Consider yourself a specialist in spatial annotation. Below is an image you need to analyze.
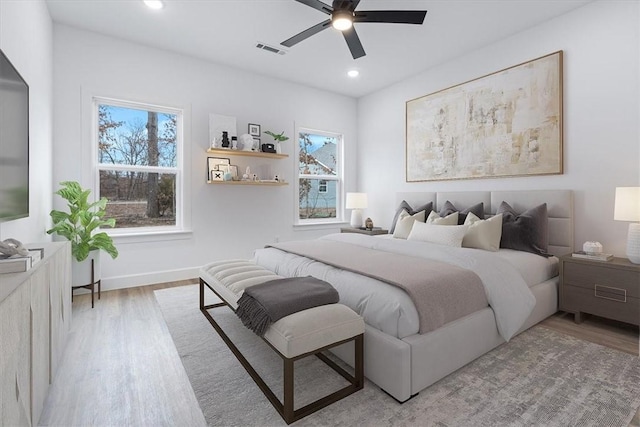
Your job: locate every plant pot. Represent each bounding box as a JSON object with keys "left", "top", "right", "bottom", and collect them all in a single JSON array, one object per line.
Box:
[
  {"left": 72, "top": 250, "right": 101, "bottom": 287},
  {"left": 276, "top": 141, "right": 282, "bottom": 154}
]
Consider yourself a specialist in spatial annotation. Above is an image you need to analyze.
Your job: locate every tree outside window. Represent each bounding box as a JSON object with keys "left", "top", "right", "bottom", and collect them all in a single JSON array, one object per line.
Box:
[{"left": 96, "top": 100, "right": 182, "bottom": 230}]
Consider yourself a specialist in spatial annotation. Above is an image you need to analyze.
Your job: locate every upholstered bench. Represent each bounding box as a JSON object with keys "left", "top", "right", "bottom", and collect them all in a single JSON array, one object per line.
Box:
[{"left": 199, "top": 260, "right": 364, "bottom": 424}]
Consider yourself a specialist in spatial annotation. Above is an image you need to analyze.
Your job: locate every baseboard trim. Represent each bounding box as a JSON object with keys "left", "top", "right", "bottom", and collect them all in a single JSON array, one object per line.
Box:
[{"left": 100, "top": 267, "right": 200, "bottom": 291}]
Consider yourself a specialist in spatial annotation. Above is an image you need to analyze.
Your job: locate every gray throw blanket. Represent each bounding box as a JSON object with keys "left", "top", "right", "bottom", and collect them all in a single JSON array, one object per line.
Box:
[{"left": 235, "top": 276, "right": 339, "bottom": 336}]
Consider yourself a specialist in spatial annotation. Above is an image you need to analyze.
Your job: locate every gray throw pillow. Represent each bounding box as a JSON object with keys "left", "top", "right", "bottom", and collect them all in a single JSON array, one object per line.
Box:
[
  {"left": 390, "top": 201, "right": 433, "bottom": 234},
  {"left": 497, "top": 202, "right": 550, "bottom": 257},
  {"left": 440, "top": 201, "right": 484, "bottom": 225}
]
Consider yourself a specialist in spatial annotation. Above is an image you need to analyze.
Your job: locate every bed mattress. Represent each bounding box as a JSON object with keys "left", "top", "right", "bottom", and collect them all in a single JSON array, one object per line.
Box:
[{"left": 253, "top": 233, "right": 557, "bottom": 340}]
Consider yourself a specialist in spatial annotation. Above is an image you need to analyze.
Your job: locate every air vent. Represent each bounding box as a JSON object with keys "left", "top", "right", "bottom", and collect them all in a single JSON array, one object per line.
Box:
[{"left": 256, "top": 42, "right": 287, "bottom": 55}]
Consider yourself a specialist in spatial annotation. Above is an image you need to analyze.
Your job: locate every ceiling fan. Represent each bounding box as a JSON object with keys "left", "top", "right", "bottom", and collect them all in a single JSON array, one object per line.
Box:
[{"left": 281, "top": 0, "right": 427, "bottom": 59}]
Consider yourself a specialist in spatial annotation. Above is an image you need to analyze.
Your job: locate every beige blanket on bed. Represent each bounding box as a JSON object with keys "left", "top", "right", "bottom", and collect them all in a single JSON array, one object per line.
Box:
[{"left": 267, "top": 240, "right": 488, "bottom": 334}]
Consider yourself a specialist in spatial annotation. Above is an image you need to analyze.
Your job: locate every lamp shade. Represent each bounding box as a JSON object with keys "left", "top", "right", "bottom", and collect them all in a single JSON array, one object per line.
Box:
[
  {"left": 614, "top": 187, "right": 640, "bottom": 222},
  {"left": 345, "top": 193, "right": 368, "bottom": 210}
]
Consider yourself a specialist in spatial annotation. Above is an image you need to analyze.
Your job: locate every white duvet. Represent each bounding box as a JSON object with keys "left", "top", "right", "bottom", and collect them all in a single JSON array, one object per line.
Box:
[{"left": 253, "top": 233, "right": 540, "bottom": 341}]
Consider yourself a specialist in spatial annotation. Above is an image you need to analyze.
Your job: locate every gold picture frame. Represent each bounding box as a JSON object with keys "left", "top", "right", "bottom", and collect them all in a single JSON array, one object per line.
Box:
[{"left": 406, "top": 51, "right": 563, "bottom": 182}]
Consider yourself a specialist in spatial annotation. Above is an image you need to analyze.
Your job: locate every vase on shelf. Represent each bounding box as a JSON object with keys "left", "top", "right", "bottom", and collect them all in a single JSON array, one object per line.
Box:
[{"left": 276, "top": 141, "right": 282, "bottom": 154}]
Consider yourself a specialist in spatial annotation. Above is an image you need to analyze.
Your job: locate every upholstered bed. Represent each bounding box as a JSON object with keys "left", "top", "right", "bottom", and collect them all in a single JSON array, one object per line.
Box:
[{"left": 253, "top": 190, "right": 573, "bottom": 402}]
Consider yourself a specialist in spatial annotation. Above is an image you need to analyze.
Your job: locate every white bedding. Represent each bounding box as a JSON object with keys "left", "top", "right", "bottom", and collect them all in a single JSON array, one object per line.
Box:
[{"left": 254, "top": 233, "right": 541, "bottom": 341}]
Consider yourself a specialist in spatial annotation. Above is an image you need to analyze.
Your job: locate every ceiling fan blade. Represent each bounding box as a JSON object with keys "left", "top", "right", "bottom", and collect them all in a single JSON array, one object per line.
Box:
[
  {"left": 342, "top": 27, "right": 366, "bottom": 59},
  {"left": 354, "top": 10, "right": 427, "bottom": 24},
  {"left": 295, "top": 0, "right": 333, "bottom": 15},
  {"left": 281, "top": 19, "right": 332, "bottom": 47}
]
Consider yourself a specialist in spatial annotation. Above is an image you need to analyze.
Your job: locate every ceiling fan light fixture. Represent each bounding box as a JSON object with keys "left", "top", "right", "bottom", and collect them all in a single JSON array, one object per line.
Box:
[
  {"left": 332, "top": 11, "right": 353, "bottom": 31},
  {"left": 143, "top": 0, "right": 164, "bottom": 10}
]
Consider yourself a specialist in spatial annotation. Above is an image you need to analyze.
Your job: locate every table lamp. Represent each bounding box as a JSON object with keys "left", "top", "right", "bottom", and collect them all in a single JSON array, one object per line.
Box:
[
  {"left": 614, "top": 187, "right": 640, "bottom": 264},
  {"left": 346, "top": 192, "right": 368, "bottom": 228}
]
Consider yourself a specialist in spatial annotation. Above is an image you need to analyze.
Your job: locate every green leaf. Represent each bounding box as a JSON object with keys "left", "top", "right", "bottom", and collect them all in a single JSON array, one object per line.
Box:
[{"left": 49, "top": 181, "right": 118, "bottom": 262}]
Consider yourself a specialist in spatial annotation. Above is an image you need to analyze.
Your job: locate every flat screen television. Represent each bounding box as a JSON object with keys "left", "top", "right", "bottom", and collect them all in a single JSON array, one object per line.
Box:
[{"left": 0, "top": 49, "right": 29, "bottom": 222}]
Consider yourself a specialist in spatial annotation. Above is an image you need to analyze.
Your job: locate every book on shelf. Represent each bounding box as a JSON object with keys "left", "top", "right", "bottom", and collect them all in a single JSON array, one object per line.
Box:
[
  {"left": 0, "top": 249, "right": 43, "bottom": 274},
  {"left": 571, "top": 251, "right": 613, "bottom": 262}
]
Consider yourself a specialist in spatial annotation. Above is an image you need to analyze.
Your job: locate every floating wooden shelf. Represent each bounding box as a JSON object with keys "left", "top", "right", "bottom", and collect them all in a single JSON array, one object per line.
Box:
[
  {"left": 206, "top": 148, "right": 288, "bottom": 159},
  {"left": 206, "top": 180, "right": 288, "bottom": 186}
]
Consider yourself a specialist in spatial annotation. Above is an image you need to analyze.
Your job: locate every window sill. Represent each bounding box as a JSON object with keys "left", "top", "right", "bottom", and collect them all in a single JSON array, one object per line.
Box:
[
  {"left": 293, "top": 221, "right": 349, "bottom": 231},
  {"left": 109, "top": 229, "right": 193, "bottom": 245}
]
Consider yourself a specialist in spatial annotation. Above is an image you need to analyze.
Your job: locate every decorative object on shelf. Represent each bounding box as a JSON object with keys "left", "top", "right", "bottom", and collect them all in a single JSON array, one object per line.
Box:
[
  {"left": 242, "top": 166, "right": 251, "bottom": 181},
  {"left": 261, "top": 143, "right": 276, "bottom": 153},
  {"left": 364, "top": 217, "right": 373, "bottom": 230},
  {"left": 0, "top": 238, "right": 29, "bottom": 257},
  {"left": 614, "top": 187, "right": 640, "bottom": 264},
  {"left": 207, "top": 157, "right": 230, "bottom": 181},
  {"left": 253, "top": 137, "right": 261, "bottom": 151},
  {"left": 346, "top": 192, "right": 368, "bottom": 228},
  {"left": 264, "top": 130, "right": 289, "bottom": 154},
  {"left": 210, "top": 137, "right": 218, "bottom": 149},
  {"left": 210, "top": 113, "right": 237, "bottom": 150},
  {"left": 239, "top": 134, "right": 254, "bottom": 151},
  {"left": 221, "top": 131, "right": 230, "bottom": 148},
  {"left": 218, "top": 164, "right": 238, "bottom": 181},
  {"left": 406, "top": 51, "right": 563, "bottom": 182},
  {"left": 582, "top": 241, "right": 603, "bottom": 255},
  {"left": 248, "top": 123, "right": 261, "bottom": 137},
  {"left": 231, "top": 136, "right": 238, "bottom": 150},
  {"left": 47, "top": 181, "right": 118, "bottom": 301}
]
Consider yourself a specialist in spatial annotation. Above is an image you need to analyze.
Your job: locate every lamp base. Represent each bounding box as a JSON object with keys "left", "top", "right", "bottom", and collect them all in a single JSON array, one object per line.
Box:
[
  {"left": 350, "top": 209, "right": 363, "bottom": 228},
  {"left": 627, "top": 223, "right": 640, "bottom": 264}
]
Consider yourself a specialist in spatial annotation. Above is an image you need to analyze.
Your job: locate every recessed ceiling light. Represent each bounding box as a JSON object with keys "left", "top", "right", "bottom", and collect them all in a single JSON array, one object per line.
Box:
[
  {"left": 347, "top": 70, "right": 359, "bottom": 78},
  {"left": 143, "top": 0, "right": 164, "bottom": 10}
]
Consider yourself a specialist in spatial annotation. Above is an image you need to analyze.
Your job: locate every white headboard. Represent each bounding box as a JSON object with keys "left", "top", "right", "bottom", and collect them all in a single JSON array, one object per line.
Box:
[{"left": 396, "top": 190, "right": 574, "bottom": 256}]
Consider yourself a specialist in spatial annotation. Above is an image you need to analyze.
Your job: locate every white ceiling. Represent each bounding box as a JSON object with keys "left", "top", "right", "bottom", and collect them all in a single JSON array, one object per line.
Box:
[{"left": 45, "top": 0, "right": 592, "bottom": 98}]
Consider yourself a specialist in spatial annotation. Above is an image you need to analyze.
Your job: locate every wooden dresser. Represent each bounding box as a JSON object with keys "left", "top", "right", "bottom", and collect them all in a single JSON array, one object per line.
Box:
[
  {"left": 559, "top": 254, "right": 640, "bottom": 326},
  {"left": 0, "top": 242, "right": 72, "bottom": 426}
]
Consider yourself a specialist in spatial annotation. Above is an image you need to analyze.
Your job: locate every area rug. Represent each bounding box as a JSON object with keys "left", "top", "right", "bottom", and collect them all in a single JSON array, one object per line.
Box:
[{"left": 154, "top": 285, "right": 640, "bottom": 427}]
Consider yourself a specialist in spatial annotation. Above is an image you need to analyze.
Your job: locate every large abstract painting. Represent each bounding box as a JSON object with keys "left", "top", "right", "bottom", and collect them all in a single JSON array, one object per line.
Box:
[{"left": 406, "top": 51, "right": 563, "bottom": 182}]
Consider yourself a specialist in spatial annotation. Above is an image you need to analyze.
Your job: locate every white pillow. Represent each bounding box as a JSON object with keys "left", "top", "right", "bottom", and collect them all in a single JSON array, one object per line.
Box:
[
  {"left": 407, "top": 221, "right": 468, "bottom": 247},
  {"left": 393, "top": 209, "right": 426, "bottom": 239},
  {"left": 463, "top": 212, "right": 503, "bottom": 252},
  {"left": 426, "top": 210, "right": 459, "bottom": 225}
]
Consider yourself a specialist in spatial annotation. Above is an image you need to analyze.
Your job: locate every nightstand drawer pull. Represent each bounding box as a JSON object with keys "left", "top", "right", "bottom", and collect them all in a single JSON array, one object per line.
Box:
[{"left": 594, "top": 284, "right": 626, "bottom": 302}]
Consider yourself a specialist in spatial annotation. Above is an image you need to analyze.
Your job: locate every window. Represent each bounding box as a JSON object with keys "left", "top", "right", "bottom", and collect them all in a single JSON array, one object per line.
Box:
[
  {"left": 296, "top": 128, "right": 343, "bottom": 224},
  {"left": 95, "top": 98, "right": 184, "bottom": 233}
]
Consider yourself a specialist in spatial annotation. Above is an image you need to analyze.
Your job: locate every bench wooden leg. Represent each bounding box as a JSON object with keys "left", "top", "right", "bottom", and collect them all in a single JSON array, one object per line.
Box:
[{"left": 283, "top": 358, "right": 294, "bottom": 423}]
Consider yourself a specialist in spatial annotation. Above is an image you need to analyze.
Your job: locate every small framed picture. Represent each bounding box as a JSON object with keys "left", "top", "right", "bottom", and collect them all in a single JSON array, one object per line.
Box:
[
  {"left": 248, "top": 123, "right": 261, "bottom": 137},
  {"left": 207, "top": 157, "right": 230, "bottom": 180},
  {"left": 252, "top": 137, "right": 261, "bottom": 151},
  {"left": 218, "top": 164, "right": 239, "bottom": 179},
  {"left": 210, "top": 169, "right": 225, "bottom": 181}
]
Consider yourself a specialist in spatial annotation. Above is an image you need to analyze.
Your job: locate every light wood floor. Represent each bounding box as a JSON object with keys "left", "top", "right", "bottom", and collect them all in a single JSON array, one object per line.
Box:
[{"left": 39, "top": 281, "right": 640, "bottom": 426}]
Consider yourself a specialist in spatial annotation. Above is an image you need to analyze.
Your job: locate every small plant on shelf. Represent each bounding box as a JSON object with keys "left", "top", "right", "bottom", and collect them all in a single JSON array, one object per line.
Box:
[
  {"left": 264, "top": 130, "right": 289, "bottom": 154},
  {"left": 264, "top": 130, "right": 289, "bottom": 142}
]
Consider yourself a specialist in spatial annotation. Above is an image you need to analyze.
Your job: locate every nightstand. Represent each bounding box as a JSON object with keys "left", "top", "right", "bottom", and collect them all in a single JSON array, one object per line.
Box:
[
  {"left": 340, "top": 227, "right": 388, "bottom": 236},
  {"left": 559, "top": 255, "right": 640, "bottom": 326}
]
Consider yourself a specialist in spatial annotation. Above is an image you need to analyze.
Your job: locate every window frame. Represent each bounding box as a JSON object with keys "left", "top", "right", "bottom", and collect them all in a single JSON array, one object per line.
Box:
[
  {"left": 92, "top": 96, "right": 186, "bottom": 236},
  {"left": 294, "top": 126, "right": 344, "bottom": 226}
]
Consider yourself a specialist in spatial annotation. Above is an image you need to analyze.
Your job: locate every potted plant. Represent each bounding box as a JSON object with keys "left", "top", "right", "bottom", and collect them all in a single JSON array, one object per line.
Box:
[
  {"left": 264, "top": 130, "right": 289, "bottom": 154},
  {"left": 47, "top": 181, "right": 118, "bottom": 287}
]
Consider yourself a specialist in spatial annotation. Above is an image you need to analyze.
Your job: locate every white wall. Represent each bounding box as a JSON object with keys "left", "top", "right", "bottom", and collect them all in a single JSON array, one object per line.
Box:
[
  {"left": 0, "top": 0, "right": 53, "bottom": 244},
  {"left": 357, "top": 0, "right": 640, "bottom": 257},
  {"left": 53, "top": 26, "right": 357, "bottom": 289}
]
